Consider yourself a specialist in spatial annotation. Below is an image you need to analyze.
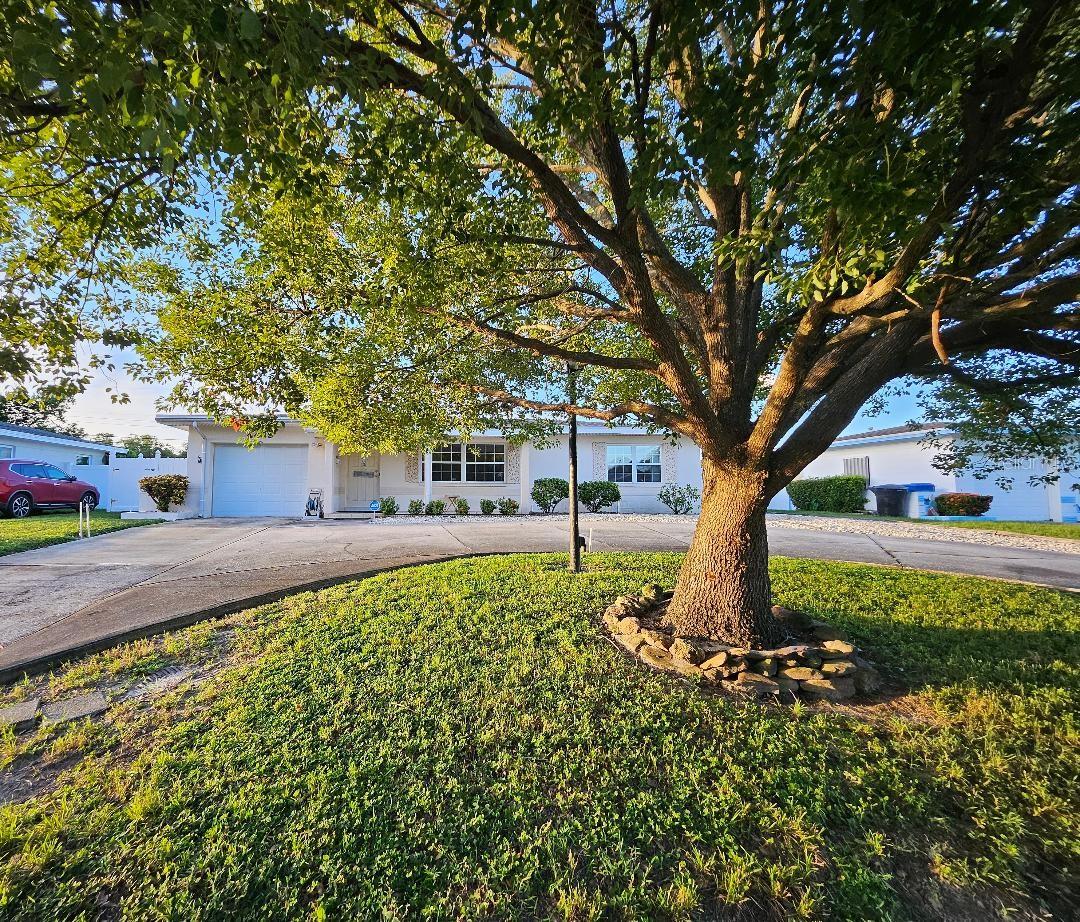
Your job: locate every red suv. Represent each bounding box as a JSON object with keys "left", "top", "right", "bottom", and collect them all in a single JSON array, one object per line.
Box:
[{"left": 0, "top": 460, "right": 100, "bottom": 519}]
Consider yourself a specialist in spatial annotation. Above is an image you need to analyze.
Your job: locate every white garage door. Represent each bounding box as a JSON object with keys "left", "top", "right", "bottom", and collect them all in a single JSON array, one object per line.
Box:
[{"left": 212, "top": 444, "right": 309, "bottom": 517}]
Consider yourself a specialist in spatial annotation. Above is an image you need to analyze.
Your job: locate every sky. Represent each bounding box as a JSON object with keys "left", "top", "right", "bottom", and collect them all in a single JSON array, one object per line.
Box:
[{"left": 68, "top": 347, "right": 928, "bottom": 447}]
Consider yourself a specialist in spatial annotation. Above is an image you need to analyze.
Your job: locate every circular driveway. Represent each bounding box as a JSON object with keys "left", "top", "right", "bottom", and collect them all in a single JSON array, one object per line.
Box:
[{"left": 1, "top": 514, "right": 1076, "bottom": 681}]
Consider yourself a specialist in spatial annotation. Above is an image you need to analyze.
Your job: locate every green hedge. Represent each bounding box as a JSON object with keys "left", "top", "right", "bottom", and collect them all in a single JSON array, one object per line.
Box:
[{"left": 786, "top": 475, "right": 868, "bottom": 513}]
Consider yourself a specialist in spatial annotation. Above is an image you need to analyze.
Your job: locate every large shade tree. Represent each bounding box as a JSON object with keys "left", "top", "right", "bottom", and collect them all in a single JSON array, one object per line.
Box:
[{"left": 2, "top": 1, "right": 1078, "bottom": 645}]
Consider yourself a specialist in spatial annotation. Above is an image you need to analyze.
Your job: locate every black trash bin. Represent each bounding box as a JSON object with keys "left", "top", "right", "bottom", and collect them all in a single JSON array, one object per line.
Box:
[{"left": 870, "top": 484, "right": 909, "bottom": 517}]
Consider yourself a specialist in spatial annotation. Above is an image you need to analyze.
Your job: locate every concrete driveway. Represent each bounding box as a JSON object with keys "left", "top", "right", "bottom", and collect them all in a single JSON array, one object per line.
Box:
[{"left": 2, "top": 515, "right": 1077, "bottom": 680}]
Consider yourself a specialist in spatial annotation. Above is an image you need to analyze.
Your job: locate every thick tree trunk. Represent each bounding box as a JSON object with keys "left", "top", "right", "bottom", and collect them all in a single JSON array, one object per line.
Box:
[{"left": 665, "top": 460, "right": 783, "bottom": 647}]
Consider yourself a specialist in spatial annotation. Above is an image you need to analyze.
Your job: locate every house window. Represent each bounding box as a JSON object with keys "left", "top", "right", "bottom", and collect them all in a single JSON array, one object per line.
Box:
[
  {"left": 431, "top": 444, "right": 463, "bottom": 482},
  {"left": 430, "top": 443, "right": 505, "bottom": 483},
  {"left": 0, "top": 445, "right": 12, "bottom": 460},
  {"left": 466, "top": 443, "right": 505, "bottom": 482},
  {"left": 607, "top": 445, "right": 662, "bottom": 483},
  {"left": 74, "top": 455, "right": 91, "bottom": 466},
  {"left": 843, "top": 456, "right": 870, "bottom": 481}
]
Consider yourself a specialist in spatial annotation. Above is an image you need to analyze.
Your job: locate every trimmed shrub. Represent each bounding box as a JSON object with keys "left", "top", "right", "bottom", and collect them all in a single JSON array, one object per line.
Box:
[
  {"left": 425, "top": 499, "right": 447, "bottom": 516},
  {"left": 657, "top": 484, "right": 699, "bottom": 515},
  {"left": 139, "top": 474, "right": 189, "bottom": 513},
  {"left": 407, "top": 499, "right": 424, "bottom": 516},
  {"left": 531, "top": 477, "right": 569, "bottom": 513},
  {"left": 787, "top": 475, "right": 868, "bottom": 513},
  {"left": 578, "top": 480, "right": 621, "bottom": 513},
  {"left": 379, "top": 496, "right": 399, "bottom": 516},
  {"left": 496, "top": 497, "right": 520, "bottom": 516},
  {"left": 453, "top": 497, "right": 470, "bottom": 516},
  {"left": 933, "top": 492, "right": 993, "bottom": 516},
  {"left": 479, "top": 499, "right": 496, "bottom": 516}
]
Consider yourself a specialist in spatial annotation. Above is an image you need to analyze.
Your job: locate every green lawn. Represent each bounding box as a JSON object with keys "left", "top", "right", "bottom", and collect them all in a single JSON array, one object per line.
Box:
[
  {"left": 770, "top": 508, "right": 1080, "bottom": 540},
  {"left": 1, "top": 554, "right": 1076, "bottom": 920},
  {"left": 930, "top": 519, "right": 1080, "bottom": 540},
  {"left": 0, "top": 510, "right": 161, "bottom": 556}
]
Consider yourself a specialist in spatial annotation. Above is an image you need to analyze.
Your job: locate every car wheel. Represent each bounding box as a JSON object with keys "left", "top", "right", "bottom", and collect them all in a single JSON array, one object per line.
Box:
[
  {"left": 8, "top": 493, "right": 33, "bottom": 519},
  {"left": 79, "top": 491, "right": 98, "bottom": 510}
]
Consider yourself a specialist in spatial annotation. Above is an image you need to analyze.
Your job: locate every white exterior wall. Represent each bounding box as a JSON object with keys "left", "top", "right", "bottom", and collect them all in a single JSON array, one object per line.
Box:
[
  {"left": 770, "top": 434, "right": 1066, "bottom": 520},
  {"left": 0, "top": 434, "right": 111, "bottom": 473}
]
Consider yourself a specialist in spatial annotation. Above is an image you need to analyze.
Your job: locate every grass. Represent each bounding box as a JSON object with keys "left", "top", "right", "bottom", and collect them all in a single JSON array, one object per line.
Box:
[
  {"left": 769, "top": 508, "right": 1080, "bottom": 540},
  {"left": 0, "top": 554, "right": 1076, "bottom": 920},
  {"left": 929, "top": 519, "right": 1080, "bottom": 540},
  {"left": 0, "top": 510, "right": 161, "bottom": 556}
]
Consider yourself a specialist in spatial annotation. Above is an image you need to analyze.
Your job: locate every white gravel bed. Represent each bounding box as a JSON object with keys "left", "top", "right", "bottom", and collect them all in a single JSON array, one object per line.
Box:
[{"left": 765, "top": 513, "right": 1080, "bottom": 555}]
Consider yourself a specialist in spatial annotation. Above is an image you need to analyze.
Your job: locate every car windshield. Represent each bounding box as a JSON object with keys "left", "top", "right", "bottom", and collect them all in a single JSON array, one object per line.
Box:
[{"left": 43, "top": 465, "right": 69, "bottom": 480}]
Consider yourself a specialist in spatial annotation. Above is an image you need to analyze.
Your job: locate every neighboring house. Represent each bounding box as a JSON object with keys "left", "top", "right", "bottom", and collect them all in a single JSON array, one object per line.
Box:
[
  {"left": 770, "top": 423, "right": 1078, "bottom": 522},
  {"left": 0, "top": 422, "right": 122, "bottom": 507},
  {"left": 156, "top": 415, "right": 705, "bottom": 517}
]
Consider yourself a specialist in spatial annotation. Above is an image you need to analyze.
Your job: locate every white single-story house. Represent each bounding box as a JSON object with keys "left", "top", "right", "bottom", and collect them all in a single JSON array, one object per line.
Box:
[
  {"left": 156, "top": 415, "right": 706, "bottom": 517},
  {"left": 770, "top": 423, "right": 1079, "bottom": 522},
  {"left": 154, "top": 415, "right": 1077, "bottom": 522},
  {"left": 0, "top": 422, "right": 117, "bottom": 471}
]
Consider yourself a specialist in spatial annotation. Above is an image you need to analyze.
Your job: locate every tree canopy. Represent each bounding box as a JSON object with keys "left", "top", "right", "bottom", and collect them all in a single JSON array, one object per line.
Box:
[{"left": 2, "top": 0, "right": 1077, "bottom": 478}]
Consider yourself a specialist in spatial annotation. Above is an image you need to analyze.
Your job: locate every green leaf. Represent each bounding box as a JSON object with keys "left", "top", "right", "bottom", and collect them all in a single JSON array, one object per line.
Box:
[{"left": 240, "top": 10, "right": 263, "bottom": 42}]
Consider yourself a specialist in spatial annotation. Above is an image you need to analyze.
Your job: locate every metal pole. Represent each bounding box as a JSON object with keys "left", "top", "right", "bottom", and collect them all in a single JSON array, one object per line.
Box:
[{"left": 567, "top": 362, "right": 581, "bottom": 572}]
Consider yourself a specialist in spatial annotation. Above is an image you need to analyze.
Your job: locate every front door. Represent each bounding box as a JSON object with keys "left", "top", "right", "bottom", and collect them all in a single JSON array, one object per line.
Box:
[{"left": 344, "top": 454, "right": 380, "bottom": 510}]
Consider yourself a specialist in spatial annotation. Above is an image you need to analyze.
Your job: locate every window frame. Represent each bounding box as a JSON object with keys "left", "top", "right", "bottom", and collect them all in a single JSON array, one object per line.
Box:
[
  {"left": 427, "top": 442, "right": 506, "bottom": 484},
  {"left": 0, "top": 444, "right": 13, "bottom": 460},
  {"left": 74, "top": 454, "right": 91, "bottom": 466},
  {"left": 606, "top": 444, "right": 664, "bottom": 484}
]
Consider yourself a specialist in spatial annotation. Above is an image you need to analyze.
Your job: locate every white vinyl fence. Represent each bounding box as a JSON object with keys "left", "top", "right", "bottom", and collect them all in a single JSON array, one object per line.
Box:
[{"left": 107, "top": 455, "right": 188, "bottom": 512}]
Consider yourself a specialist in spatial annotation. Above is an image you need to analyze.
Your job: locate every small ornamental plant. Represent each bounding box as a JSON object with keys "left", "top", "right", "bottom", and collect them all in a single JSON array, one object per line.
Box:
[
  {"left": 479, "top": 499, "right": 496, "bottom": 516},
  {"left": 496, "top": 497, "right": 519, "bottom": 516},
  {"left": 425, "top": 499, "right": 447, "bottom": 516},
  {"left": 933, "top": 492, "right": 993, "bottom": 516},
  {"left": 578, "top": 480, "right": 621, "bottom": 512},
  {"left": 658, "top": 484, "right": 700, "bottom": 515},
  {"left": 454, "top": 497, "right": 470, "bottom": 516},
  {"left": 530, "top": 477, "right": 569, "bottom": 513},
  {"left": 379, "top": 496, "right": 399, "bottom": 516},
  {"left": 138, "top": 474, "right": 189, "bottom": 513},
  {"left": 407, "top": 499, "right": 424, "bottom": 516}
]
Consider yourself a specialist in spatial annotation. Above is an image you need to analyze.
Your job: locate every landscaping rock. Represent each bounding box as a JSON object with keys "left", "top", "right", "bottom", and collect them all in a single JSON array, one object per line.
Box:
[
  {"left": 771, "top": 604, "right": 813, "bottom": 630},
  {"left": 700, "top": 650, "right": 729, "bottom": 670},
  {"left": 735, "top": 672, "right": 780, "bottom": 697},
  {"left": 799, "top": 678, "right": 856, "bottom": 701},
  {"left": 776, "top": 678, "right": 800, "bottom": 697},
  {"left": 752, "top": 657, "right": 778, "bottom": 676},
  {"left": 810, "top": 621, "right": 848, "bottom": 642},
  {"left": 42, "top": 692, "right": 108, "bottom": 726},
  {"left": 616, "top": 633, "right": 649, "bottom": 655},
  {"left": 639, "top": 629, "right": 672, "bottom": 649},
  {"left": 669, "top": 656, "right": 704, "bottom": 679},
  {"left": 777, "top": 666, "right": 823, "bottom": 681},
  {"left": 600, "top": 595, "right": 878, "bottom": 701},
  {"left": 0, "top": 698, "right": 40, "bottom": 733},
  {"left": 640, "top": 645, "right": 676, "bottom": 671}
]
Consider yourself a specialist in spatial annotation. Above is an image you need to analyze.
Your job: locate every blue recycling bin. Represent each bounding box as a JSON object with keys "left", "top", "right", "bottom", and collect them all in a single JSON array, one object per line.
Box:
[{"left": 906, "top": 483, "right": 936, "bottom": 518}]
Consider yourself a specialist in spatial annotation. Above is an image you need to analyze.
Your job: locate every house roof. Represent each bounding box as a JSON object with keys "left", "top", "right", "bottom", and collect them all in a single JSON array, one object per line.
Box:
[
  {"left": 0, "top": 421, "right": 123, "bottom": 452},
  {"left": 834, "top": 421, "right": 954, "bottom": 444}
]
